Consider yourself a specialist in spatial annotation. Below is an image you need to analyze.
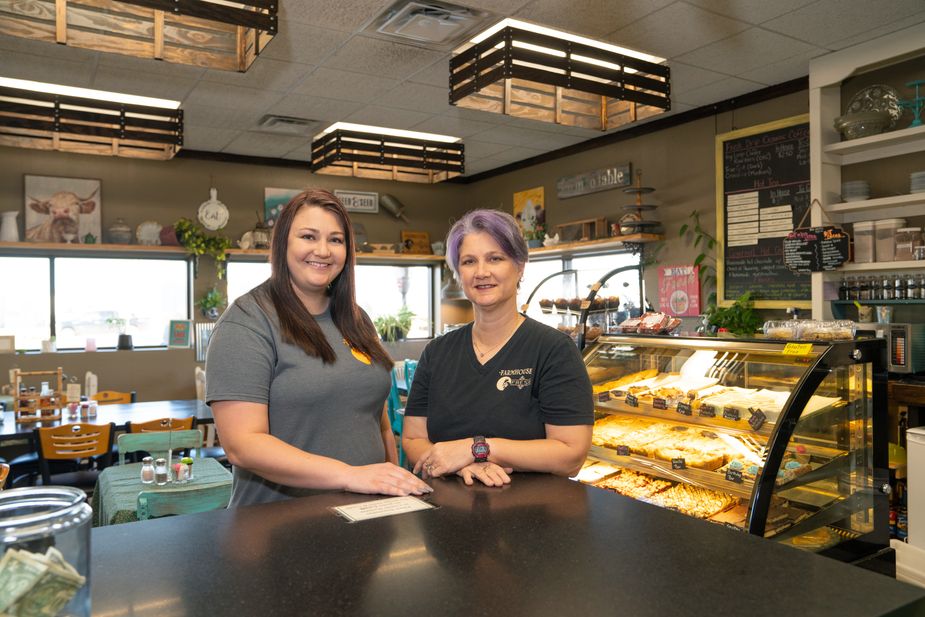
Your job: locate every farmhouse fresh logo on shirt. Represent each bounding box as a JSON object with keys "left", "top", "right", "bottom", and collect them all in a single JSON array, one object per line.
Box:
[{"left": 496, "top": 368, "right": 533, "bottom": 391}]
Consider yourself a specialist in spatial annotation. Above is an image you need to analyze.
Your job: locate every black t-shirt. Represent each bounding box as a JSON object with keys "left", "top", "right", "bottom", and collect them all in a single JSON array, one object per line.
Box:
[{"left": 405, "top": 317, "right": 593, "bottom": 442}]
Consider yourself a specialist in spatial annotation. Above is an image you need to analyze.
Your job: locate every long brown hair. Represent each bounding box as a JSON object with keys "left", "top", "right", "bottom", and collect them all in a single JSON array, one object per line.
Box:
[{"left": 256, "top": 189, "right": 392, "bottom": 370}]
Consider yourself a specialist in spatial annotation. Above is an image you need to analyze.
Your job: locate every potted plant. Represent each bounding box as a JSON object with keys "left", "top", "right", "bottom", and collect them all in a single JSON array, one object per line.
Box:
[
  {"left": 374, "top": 307, "right": 414, "bottom": 342},
  {"left": 196, "top": 287, "right": 226, "bottom": 321},
  {"left": 524, "top": 223, "right": 546, "bottom": 248},
  {"left": 705, "top": 291, "right": 761, "bottom": 336},
  {"left": 106, "top": 316, "right": 133, "bottom": 350},
  {"left": 174, "top": 217, "right": 232, "bottom": 279}
]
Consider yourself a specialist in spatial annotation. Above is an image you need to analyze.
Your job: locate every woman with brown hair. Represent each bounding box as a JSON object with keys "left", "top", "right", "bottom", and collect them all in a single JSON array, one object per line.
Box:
[{"left": 207, "top": 189, "right": 431, "bottom": 506}]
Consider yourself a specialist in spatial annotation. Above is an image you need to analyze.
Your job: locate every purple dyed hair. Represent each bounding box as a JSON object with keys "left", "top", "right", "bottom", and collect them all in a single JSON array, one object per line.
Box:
[{"left": 445, "top": 209, "right": 529, "bottom": 276}]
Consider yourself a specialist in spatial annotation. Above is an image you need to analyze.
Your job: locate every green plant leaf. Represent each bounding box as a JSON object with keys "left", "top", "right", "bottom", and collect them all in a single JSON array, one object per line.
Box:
[
  {"left": 694, "top": 253, "right": 706, "bottom": 267},
  {"left": 679, "top": 224, "right": 688, "bottom": 237},
  {"left": 708, "top": 239, "right": 715, "bottom": 249},
  {"left": 694, "top": 235, "right": 702, "bottom": 248}
]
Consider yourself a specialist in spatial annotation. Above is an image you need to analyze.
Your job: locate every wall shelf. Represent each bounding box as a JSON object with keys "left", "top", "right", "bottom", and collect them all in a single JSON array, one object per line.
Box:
[
  {"left": 0, "top": 241, "right": 188, "bottom": 259},
  {"left": 823, "top": 192, "right": 925, "bottom": 224},
  {"left": 823, "top": 124, "right": 925, "bottom": 165},
  {"left": 225, "top": 248, "right": 446, "bottom": 265},
  {"left": 839, "top": 260, "right": 924, "bottom": 272},
  {"left": 527, "top": 234, "right": 662, "bottom": 259}
]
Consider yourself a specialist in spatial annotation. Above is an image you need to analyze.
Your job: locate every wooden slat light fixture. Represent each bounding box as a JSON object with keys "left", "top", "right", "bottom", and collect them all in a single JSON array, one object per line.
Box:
[
  {"left": 311, "top": 123, "right": 464, "bottom": 184},
  {"left": 0, "top": 77, "right": 182, "bottom": 160},
  {"left": 450, "top": 19, "right": 670, "bottom": 131},
  {"left": 0, "top": 0, "right": 277, "bottom": 72}
]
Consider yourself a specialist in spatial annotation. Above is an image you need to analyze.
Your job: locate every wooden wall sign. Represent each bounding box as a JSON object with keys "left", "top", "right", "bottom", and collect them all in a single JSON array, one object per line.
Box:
[{"left": 556, "top": 163, "right": 632, "bottom": 199}]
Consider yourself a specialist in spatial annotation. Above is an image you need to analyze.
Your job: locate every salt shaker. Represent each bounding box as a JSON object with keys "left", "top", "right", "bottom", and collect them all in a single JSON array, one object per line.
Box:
[
  {"left": 140, "top": 457, "right": 155, "bottom": 484},
  {"left": 154, "top": 458, "right": 169, "bottom": 485}
]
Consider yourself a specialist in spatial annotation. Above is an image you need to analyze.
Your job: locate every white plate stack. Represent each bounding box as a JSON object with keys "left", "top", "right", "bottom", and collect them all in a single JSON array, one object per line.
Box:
[
  {"left": 911, "top": 171, "right": 925, "bottom": 194},
  {"left": 841, "top": 180, "right": 870, "bottom": 202}
]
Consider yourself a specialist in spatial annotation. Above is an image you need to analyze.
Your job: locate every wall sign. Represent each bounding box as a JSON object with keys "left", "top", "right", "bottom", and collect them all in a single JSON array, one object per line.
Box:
[
  {"left": 658, "top": 265, "right": 700, "bottom": 316},
  {"left": 716, "top": 115, "right": 811, "bottom": 308},
  {"left": 783, "top": 225, "right": 849, "bottom": 273},
  {"left": 334, "top": 190, "right": 379, "bottom": 214},
  {"left": 556, "top": 163, "right": 632, "bottom": 199}
]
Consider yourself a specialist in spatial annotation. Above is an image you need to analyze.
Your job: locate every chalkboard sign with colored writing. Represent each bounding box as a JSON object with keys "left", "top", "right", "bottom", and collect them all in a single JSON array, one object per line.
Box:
[
  {"left": 784, "top": 226, "right": 850, "bottom": 273},
  {"left": 716, "top": 115, "right": 811, "bottom": 308}
]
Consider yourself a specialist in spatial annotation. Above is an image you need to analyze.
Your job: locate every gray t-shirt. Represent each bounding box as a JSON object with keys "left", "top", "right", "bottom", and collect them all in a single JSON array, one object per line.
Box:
[{"left": 205, "top": 288, "right": 391, "bottom": 507}]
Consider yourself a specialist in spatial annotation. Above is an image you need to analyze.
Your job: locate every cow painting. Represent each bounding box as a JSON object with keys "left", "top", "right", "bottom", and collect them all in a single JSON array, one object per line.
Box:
[{"left": 24, "top": 176, "right": 102, "bottom": 244}]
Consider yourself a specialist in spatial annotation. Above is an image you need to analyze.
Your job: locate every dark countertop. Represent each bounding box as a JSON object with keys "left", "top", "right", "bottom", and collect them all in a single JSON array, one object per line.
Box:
[{"left": 91, "top": 474, "right": 925, "bottom": 617}]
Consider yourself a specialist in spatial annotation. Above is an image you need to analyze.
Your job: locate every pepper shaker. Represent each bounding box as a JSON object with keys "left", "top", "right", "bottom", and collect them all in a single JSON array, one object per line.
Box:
[
  {"left": 140, "top": 456, "right": 155, "bottom": 484},
  {"left": 154, "top": 458, "right": 169, "bottom": 485}
]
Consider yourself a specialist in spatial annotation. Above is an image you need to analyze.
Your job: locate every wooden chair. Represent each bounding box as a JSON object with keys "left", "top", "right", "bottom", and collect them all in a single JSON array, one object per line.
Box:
[
  {"left": 92, "top": 390, "right": 136, "bottom": 405},
  {"left": 117, "top": 430, "right": 203, "bottom": 465},
  {"left": 0, "top": 463, "right": 9, "bottom": 489},
  {"left": 127, "top": 417, "right": 195, "bottom": 432},
  {"left": 34, "top": 423, "right": 114, "bottom": 489},
  {"left": 136, "top": 482, "right": 232, "bottom": 521}
]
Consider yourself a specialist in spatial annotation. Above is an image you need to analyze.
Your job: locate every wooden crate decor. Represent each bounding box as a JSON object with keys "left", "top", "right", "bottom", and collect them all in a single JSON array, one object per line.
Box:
[
  {"left": 0, "top": 0, "right": 277, "bottom": 72},
  {"left": 450, "top": 21, "right": 670, "bottom": 131},
  {"left": 555, "top": 218, "right": 608, "bottom": 243},
  {"left": 0, "top": 81, "right": 183, "bottom": 160},
  {"left": 12, "top": 367, "right": 64, "bottom": 423},
  {"left": 311, "top": 124, "right": 465, "bottom": 184}
]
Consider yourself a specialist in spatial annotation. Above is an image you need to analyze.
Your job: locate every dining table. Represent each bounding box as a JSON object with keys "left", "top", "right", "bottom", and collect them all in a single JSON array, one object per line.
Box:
[
  {"left": 0, "top": 399, "right": 213, "bottom": 447},
  {"left": 91, "top": 457, "right": 232, "bottom": 526}
]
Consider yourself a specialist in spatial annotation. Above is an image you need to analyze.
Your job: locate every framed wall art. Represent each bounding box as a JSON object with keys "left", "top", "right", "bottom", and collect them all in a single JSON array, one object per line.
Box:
[
  {"left": 400, "top": 231, "right": 431, "bottom": 254},
  {"left": 264, "top": 187, "right": 302, "bottom": 229},
  {"left": 334, "top": 190, "right": 378, "bottom": 214},
  {"left": 513, "top": 186, "right": 544, "bottom": 236},
  {"left": 167, "top": 319, "right": 193, "bottom": 348},
  {"left": 24, "top": 175, "right": 101, "bottom": 244}
]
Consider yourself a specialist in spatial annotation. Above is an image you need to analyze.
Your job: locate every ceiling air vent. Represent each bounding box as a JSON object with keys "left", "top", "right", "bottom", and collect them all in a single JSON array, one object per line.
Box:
[
  {"left": 365, "top": 1, "right": 494, "bottom": 49},
  {"left": 255, "top": 115, "right": 318, "bottom": 136}
]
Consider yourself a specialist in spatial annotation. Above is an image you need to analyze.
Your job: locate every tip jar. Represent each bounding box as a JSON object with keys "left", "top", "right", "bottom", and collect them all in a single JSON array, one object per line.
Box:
[{"left": 0, "top": 486, "right": 92, "bottom": 616}]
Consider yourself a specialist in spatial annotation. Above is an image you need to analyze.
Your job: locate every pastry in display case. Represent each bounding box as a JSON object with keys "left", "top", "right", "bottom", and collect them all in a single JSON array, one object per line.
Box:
[{"left": 577, "top": 333, "right": 889, "bottom": 562}]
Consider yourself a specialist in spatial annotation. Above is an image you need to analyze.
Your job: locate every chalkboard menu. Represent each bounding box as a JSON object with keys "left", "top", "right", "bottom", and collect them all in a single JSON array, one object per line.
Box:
[
  {"left": 716, "top": 115, "right": 811, "bottom": 307},
  {"left": 783, "top": 226, "right": 850, "bottom": 273}
]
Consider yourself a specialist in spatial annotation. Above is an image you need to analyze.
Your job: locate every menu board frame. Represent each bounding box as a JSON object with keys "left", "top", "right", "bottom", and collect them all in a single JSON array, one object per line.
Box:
[{"left": 715, "top": 114, "right": 812, "bottom": 309}]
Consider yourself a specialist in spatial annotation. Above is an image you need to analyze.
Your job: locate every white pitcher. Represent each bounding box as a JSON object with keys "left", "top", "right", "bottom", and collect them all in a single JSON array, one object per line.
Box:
[{"left": 0, "top": 210, "right": 19, "bottom": 242}]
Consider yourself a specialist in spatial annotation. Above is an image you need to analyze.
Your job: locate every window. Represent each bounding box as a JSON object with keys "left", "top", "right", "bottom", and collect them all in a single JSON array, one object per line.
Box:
[
  {"left": 0, "top": 255, "right": 189, "bottom": 350},
  {"left": 572, "top": 253, "right": 643, "bottom": 314},
  {"left": 227, "top": 261, "right": 435, "bottom": 338}
]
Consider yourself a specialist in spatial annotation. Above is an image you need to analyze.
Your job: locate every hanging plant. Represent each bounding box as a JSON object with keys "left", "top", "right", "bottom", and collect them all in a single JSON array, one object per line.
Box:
[{"left": 174, "top": 217, "right": 232, "bottom": 279}]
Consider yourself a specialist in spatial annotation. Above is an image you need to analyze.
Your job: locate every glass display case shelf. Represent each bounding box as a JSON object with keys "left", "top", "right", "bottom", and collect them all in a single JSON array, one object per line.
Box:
[{"left": 579, "top": 333, "right": 888, "bottom": 561}]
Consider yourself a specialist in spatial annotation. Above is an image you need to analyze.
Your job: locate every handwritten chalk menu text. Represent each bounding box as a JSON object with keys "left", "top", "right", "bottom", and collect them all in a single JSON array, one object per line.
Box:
[{"left": 718, "top": 117, "right": 811, "bottom": 306}]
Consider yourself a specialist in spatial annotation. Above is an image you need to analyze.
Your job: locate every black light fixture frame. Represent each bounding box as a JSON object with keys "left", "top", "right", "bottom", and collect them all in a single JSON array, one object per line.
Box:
[
  {"left": 450, "top": 25, "right": 670, "bottom": 112},
  {"left": 311, "top": 128, "right": 465, "bottom": 178},
  {"left": 117, "top": 0, "right": 278, "bottom": 34}
]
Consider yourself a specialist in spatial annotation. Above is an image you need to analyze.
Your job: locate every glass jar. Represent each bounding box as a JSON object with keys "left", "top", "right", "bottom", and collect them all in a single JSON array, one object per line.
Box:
[
  {"left": 894, "top": 227, "right": 922, "bottom": 261},
  {"left": 154, "top": 458, "right": 169, "bottom": 486},
  {"left": 140, "top": 456, "right": 155, "bottom": 484},
  {"left": 0, "top": 487, "right": 92, "bottom": 617}
]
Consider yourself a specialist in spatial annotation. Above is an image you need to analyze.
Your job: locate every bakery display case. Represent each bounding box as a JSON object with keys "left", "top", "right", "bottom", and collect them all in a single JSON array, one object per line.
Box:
[{"left": 578, "top": 333, "right": 889, "bottom": 562}]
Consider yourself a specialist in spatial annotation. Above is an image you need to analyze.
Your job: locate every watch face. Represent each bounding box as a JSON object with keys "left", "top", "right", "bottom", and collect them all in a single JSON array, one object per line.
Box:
[{"left": 472, "top": 442, "right": 490, "bottom": 461}]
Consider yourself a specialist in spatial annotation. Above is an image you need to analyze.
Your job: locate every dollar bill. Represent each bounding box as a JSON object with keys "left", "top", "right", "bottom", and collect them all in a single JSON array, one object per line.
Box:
[
  {"left": 0, "top": 550, "right": 48, "bottom": 612},
  {"left": 0, "top": 548, "right": 85, "bottom": 617}
]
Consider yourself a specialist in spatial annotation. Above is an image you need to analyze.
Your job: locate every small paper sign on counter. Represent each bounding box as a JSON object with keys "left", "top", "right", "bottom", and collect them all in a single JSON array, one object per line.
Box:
[{"left": 333, "top": 496, "right": 434, "bottom": 523}]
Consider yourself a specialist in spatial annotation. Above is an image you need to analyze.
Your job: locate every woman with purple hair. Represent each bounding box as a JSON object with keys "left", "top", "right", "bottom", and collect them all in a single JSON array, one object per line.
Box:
[{"left": 403, "top": 209, "right": 593, "bottom": 487}]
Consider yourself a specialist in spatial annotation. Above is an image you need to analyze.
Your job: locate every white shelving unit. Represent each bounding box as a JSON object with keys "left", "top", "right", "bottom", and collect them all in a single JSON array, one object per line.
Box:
[{"left": 809, "top": 22, "right": 925, "bottom": 319}]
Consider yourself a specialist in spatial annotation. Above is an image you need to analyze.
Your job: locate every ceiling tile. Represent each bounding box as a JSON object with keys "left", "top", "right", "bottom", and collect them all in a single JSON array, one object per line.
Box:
[
  {"left": 762, "top": 0, "right": 925, "bottom": 46},
  {"left": 0, "top": 34, "right": 99, "bottom": 63},
  {"left": 183, "top": 105, "right": 265, "bottom": 130},
  {"left": 826, "top": 11, "right": 925, "bottom": 51},
  {"left": 669, "top": 62, "right": 730, "bottom": 95},
  {"left": 92, "top": 66, "right": 197, "bottom": 101},
  {"left": 606, "top": 3, "right": 750, "bottom": 58},
  {"left": 182, "top": 127, "right": 241, "bottom": 152},
  {"left": 0, "top": 51, "right": 94, "bottom": 87},
  {"left": 268, "top": 94, "right": 364, "bottom": 124},
  {"left": 260, "top": 22, "right": 352, "bottom": 66},
  {"left": 461, "top": 140, "right": 517, "bottom": 159},
  {"left": 185, "top": 82, "right": 283, "bottom": 112},
  {"left": 685, "top": 0, "right": 817, "bottom": 25},
  {"left": 410, "top": 115, "right": 497, "bottom": 138},
  {"left": 672, "top": 76, "right": 764, "bottom": 108},
  {"left": 491, "top": 145, "right": 549, "bottom": 164},
  {"left": 675, "top": 27, "right": 816, "bottom": 76},
  {"left": 322, "top": 36, "right": 446, "bottom": 80},
  {"left": 441, "top": 105, "right": 509, "bottom": 124},
  {"left": 457, "top": 0, "right": 531, "bottom": 11},
  {"left": 279, "top": 0, "right": 393, "bottom": 31},
  {"left": 468, "top": 124, "right": 566, "bottom": 148},
  {"left": 407, "top": 57, "right": 452, "bottom": 88},
  {"left": 737, "top": 48, "right": 827, "bottom": 86},
  {"left": 222, "top": 132, "right": 310, "bottom": 158},
  {"left": 291, "top": 67, "right": 399, "bottom": 102},
  {"left": 514, "top": 0, "right": 674, "bottom": 37},
  {"left": 201, "top": 58, "right": 315, "bottom": 93},
  {"left": 464, "top": 158, "right": 507, "bottom": 175},
  {"left": 377, "top": 82, "right": 450, "bottom": 114},
  {"left": 345, "top": 105, "right": 433, "bottom": 128}
]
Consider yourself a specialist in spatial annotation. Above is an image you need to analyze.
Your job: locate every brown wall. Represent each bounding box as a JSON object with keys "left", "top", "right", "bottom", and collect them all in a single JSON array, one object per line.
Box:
[{"left": 0, "top": 90, "right": 809, "bottom": 400}]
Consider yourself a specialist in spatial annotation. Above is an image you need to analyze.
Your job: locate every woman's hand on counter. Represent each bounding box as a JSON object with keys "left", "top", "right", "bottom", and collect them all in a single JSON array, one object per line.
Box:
[
  {"left": 414, "top": 439, "right": 473, "bottom": 479},
  {"left": 457, "top": 462, "right": 512, "bottom": 487},
  {"left": 342, "top": 463, "right": 433, "bottom": 496}
]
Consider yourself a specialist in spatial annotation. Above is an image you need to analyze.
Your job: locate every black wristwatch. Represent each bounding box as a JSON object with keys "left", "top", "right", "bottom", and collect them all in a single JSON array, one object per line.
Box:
[{"left": 472, "top": 436, "right": 490, "bottom": 463}]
